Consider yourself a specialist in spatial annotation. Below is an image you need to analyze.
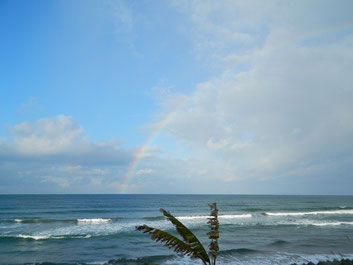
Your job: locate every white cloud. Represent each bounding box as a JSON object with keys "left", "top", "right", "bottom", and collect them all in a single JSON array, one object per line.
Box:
[
  {"left": 0, "top": 116, "right": 133, "bottom": 193},
  {"left": 42, "top": 175, "right": 71, "bottom": 188},
  {"left": 0, "top": 115, "right": 223, "bottom": 194},
  {"left": 157, "top": 0, "right": 353, "bottom": 193},
  {"left": 11, "top": 115, "right": 83, "bottom": 154},
  {"left": 135, "top": 168, "right": 153, "bottom": 176},
  {"left": 61, "top": 165, "right": 83, "bottom": 172},
  {"left": 171, "top": 0, "right": 353, "bottom": 68}
]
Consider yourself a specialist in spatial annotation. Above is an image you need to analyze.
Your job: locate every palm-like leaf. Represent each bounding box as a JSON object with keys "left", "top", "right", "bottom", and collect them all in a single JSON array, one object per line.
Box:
[
  {"left": 207, "top": 203, "right": 219, "bottom": 265},
  {"left": 136, "top": 225, "right": 196, "bottom": 257},
  {"left": 160, "top": 209, "right": 210, "bottom": 264},
  {"left": 136, "top": 205, "right": 220, "bottom": 265}
]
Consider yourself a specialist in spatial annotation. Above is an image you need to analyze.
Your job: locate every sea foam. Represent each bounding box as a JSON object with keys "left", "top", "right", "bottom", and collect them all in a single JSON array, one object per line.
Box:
[
  {"left": 1, "top": 234, "right": 92, "bottom": 240},
  {"left": 265, "top": 209, "right": 353, "bottom": 216},
  {"left": 177, "top": 214, "right": 252, "bottom": 220},
  {"left": 309, "top": 221, "right": 353, "bottom": 226},
  {"left": 13, "top": 234, "right": 63, "bottom": 240},
  {"left": 76, "top": 218, "right": 111, "bottom": 224}
]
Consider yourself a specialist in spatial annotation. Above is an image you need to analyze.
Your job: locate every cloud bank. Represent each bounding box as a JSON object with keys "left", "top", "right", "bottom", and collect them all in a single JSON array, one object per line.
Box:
[
  {"left": 0, "top": 116, "right": 220, "bottom": 194},
  {"left": 0, "top": 116, "right": 132, "bottom": 193},
  {"left": 156, "top": 0, "right": 353, "bottom": 194}
]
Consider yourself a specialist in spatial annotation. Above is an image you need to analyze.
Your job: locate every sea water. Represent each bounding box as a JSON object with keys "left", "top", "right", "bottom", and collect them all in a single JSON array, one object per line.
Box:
[{"left": 1, "top": 194, "right": 353, "bottom": 265}]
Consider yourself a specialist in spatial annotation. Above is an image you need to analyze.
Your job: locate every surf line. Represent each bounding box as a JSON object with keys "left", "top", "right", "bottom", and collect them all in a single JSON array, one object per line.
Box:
[{"left": 118, "top": 97, "right": 188, "bottom": 194}]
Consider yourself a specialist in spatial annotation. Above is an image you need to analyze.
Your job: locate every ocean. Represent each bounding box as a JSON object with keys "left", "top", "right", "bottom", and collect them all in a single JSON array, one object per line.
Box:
[{"left": 1, "top": 194, "right": 353, "bottom": 265}]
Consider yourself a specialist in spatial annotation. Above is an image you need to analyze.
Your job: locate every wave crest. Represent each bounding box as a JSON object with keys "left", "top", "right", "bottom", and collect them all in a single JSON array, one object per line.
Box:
[
  {"left": 0, "top": 234, "right": 92, "bottom": 241},
  {"left": 77, "top": 218, "right": 112, "bottom": 224},
  {"left": 177, "top": 214, "right": 252, "bottom": 220},
  {"left": 265, "top": 209, "right": 353, "bottom": 216}
]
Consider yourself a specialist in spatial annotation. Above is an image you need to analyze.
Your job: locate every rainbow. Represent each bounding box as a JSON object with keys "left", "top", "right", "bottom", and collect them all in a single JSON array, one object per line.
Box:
[
  {"left": 118, "top": 97, "right": 188, "bottom": 193},
  {"left": 117, "top": 25, "right": 353, "bottom": 193}
]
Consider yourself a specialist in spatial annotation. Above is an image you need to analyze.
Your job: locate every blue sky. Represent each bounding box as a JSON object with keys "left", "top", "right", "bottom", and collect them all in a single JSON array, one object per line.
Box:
[
  {"left": 0, "top": 0, "right": 206, "bottom": 144},
  {"left": 1, "top": 0, "right": 353, "bottom": 194}
]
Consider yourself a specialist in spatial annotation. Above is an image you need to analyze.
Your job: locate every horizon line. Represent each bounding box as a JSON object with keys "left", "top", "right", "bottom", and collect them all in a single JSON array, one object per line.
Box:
[{"left": 1, "top": 193, "right": 352, "bottom": 196}]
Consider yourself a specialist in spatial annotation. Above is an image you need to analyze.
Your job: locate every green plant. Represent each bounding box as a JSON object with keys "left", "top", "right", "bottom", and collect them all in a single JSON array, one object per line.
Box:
[{"left": 136, "top": 203, "right": 219, "bottom": 265}]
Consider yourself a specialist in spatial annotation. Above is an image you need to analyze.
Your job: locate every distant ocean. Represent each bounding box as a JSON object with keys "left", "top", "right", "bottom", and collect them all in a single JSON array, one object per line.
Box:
[{"left": 1, "top": 195, "right": 353, "bottom": 265}]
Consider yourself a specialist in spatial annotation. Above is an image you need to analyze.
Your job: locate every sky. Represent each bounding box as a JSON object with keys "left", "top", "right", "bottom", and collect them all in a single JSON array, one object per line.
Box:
[{"left": 1, "top": 0, "right": 353, "bottom": 195}]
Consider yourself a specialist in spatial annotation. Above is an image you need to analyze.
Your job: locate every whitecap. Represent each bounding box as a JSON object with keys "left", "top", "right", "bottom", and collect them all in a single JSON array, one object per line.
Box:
[
  {"left": 177, "top": 214, "right": 251, "bottom": 220},
  {"left": 177, "top": 215, "right": 209, "bottom": 220},
  {"left": 16, "top": 234, "right": 64, "bottom": 240},
  {"left": 277, "top": 220, "right": 353, "bottom": 227},
  {"left": 219, "top": 214, "right": 252, "bottom": 219},
  {"left": 265, "top": 209, "right": 353, "bottom": 216},
  {"left": 2, "top": 234, "right": 94, "bottom": 240},
  {"left": 76, "top": 218, "right": 111, "bottom": 224},
  {"left": 310, "top": 221, "right": 353, "bottom": 226}
]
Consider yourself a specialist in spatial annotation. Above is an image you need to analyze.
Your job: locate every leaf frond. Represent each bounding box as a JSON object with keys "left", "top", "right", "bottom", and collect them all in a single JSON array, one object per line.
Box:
[
  {"left": 160, "top": 209, "right": 210, "bottom": 264},
  {"left": 136, "top": 225, "right": 198, "bottom": 258}
]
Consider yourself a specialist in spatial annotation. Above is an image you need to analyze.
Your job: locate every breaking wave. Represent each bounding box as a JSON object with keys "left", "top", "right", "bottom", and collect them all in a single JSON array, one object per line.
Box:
[
  {"left": 177, "top": 214, "right": 252, "bottom": 220},
  {"left": 0, "top": 234, "right": 92, "bottom": 241},
  {"left": 1, "top": 218, "right": 120, "bottom": 224},
  {"left": 77, "top": 218, "right": 112, "bottom": 224},
  {"left": 265, "top": 209, "right": 353, "bottom": 216}
]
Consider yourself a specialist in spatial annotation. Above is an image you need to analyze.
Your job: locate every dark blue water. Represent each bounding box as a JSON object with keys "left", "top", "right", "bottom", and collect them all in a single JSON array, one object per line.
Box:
[{"left": 1, "top": 195, "right": 353, "bottom": 265}]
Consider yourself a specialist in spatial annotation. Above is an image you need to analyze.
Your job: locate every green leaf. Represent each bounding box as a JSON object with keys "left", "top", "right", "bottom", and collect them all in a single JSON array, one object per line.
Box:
[
  {"left": 160, "top": 209, "right": 210, "bottom": 264},
  {"left": 136, "top": 225, "right": 197, "bottom": 258}
]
